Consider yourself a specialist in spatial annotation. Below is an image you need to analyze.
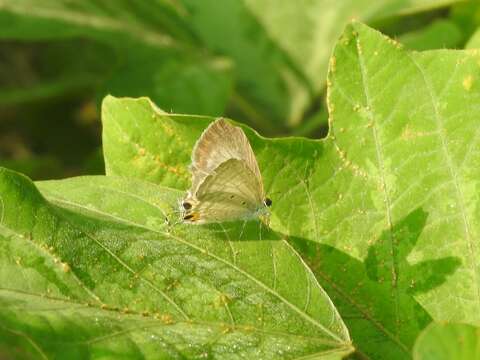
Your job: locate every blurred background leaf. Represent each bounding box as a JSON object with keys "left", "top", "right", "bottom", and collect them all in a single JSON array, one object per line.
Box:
[
  {"left": 0, "top": 0, "right": 479, "bottom": 180},
  {"left": 398, "top": 19, "right": 463, "bottom": 50}
]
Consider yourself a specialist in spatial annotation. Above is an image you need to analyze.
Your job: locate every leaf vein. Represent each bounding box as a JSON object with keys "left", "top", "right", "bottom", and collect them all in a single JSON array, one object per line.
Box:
[
  {"left": 355, "top": 34, "right": 401, "bottom": 335},
  {"left": 407, "top": 53, "right": 480, "bottom": 306}
]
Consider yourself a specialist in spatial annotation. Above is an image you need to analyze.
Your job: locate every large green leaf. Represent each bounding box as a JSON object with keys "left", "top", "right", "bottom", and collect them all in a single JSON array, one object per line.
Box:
[
  {"left": 103, "top": 21, "right": 480, "bottom": 358},
  {"left": 0, "top": 168, "right": 352, "bottom": 359},
  {"left": 413, "top": 322, "right": 480, "bottom": 360}
]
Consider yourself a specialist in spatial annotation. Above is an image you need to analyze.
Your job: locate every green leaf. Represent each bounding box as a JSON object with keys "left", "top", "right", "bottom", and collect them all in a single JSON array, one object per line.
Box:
[
  {"left": 102, "top": 21, "right": 480, "bottom": 358},
  {"left": 0, "top": 168, "right": 352, "bottom": 359},
  {"left": 413, "top": 322, "right": 480, "bottom": 360}
]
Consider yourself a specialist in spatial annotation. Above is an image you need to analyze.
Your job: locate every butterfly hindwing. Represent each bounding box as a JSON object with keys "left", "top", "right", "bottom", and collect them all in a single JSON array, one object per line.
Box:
[{"left": 183, "top": 158, "right": 263, "bottom": 224}]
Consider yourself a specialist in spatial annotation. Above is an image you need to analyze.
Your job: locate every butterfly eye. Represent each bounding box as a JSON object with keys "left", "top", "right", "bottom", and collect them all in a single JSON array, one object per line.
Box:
[
  {"left": 264, "top": 198, "right": 272, "bottom": 207},
  {"left": 182, "top": 202, "right": 192, "bottom": 210}
]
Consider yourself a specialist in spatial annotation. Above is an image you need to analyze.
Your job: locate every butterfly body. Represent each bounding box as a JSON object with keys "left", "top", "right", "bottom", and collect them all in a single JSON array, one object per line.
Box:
[{"left": 182, "top": 119, "right": 271, "bottom": 224}]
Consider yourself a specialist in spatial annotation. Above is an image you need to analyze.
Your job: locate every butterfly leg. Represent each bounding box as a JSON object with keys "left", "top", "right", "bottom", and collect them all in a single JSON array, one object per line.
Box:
[
  {"left": 239, "top": 219, "right": 248, "bottom": 240},
  {"left": 258, "top": 219, "right": 263, "bottom": 241},
  {"left": 218, "top": 223, "right": 231, "bottom": 242}
]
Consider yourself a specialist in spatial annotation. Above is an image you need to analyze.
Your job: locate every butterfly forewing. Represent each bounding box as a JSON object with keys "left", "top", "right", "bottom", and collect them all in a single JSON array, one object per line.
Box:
[{"left": 189, "top": 118, "right": 263, "bottom": 195}]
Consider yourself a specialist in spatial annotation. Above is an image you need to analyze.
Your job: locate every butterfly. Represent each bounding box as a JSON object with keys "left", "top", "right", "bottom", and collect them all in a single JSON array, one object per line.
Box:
[{"left": 181, "top": 118, "right": 272, "bottom": 224}]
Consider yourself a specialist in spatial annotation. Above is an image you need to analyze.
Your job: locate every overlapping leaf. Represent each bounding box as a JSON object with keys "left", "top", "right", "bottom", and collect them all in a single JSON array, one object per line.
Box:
[
  {"left": 0, "top": 169, "right": 352, "bottom": 359},
  {"left": 103, "top": 22, "right": 480, "bottom": 358}
]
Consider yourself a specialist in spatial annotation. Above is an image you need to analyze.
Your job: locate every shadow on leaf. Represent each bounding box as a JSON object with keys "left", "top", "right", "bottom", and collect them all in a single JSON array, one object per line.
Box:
[{"left": 289, "top": 207, "right": 461, "bottom": 359}]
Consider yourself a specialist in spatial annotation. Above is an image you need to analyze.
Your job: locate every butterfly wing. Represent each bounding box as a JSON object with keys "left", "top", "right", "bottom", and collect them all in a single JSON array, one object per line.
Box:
[
  {"left": 189, "top": 118, "right": 263, "bottom": 195},
  {"left": 183, "top": 159, "right": 265, "bottom": 224}
]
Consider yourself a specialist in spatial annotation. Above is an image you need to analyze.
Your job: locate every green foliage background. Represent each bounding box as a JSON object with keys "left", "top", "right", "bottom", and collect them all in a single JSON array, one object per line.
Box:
[{"left": 2, "top": 1, "right": 480, "bottom": 359}]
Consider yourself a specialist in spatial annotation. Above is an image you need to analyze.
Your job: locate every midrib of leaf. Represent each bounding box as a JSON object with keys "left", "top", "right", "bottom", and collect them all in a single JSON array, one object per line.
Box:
[
  {"left": 38, "top": 187, "right": 346, "bottom": 344},
  {"left": 0, "top": 287, "right": 343, "bottom": 349},
  {"left": 354, "top": 33, "right": 402, "bottom": 337},
  {"left": 0, "top": 2, "right": 176, "bottom": 48},
  {"left": 406, "top": 53, "right": 480, "bottom": 307}
]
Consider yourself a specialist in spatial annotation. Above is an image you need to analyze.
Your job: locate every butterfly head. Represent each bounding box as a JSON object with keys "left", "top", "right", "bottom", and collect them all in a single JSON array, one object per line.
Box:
[
  {"left": 264, "top": 197, "right": 272, "bottom": 207},
  {"left": 181, "top": 199, "right": 202, "bottom": 223}
]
